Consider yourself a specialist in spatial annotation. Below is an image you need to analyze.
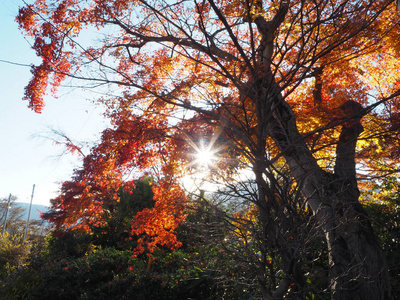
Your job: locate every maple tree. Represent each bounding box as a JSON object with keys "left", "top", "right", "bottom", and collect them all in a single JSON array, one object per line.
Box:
[
  {"left": 42, "top": 119, "right": 188, "bottom": 254},
  {"left": 17, "top": 0, "right": 400, "bottom": 299}
]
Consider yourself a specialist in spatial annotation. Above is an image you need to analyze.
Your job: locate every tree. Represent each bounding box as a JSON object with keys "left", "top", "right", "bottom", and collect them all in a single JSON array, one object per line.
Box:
[
  {"left": 0, "top": 196, "right": 45, "bottom": 237},
  {"left": 1, "top": 196, "right": 26, "bottom": 236},
  {"left": 17, "top": 0, "right": 400, "bottom": 299},
  {"left": 90, "top": 178, "right": 156, "bottom": 249}
]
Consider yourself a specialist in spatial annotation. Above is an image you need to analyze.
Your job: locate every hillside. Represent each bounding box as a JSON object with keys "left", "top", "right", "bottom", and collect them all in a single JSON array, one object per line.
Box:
[{"left": 14, "top": 202, "right": 50, "bottom": 222}]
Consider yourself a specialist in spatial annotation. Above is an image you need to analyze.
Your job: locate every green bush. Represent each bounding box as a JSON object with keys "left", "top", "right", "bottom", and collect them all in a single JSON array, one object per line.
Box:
[
  {"left": 2, "top": 243, "right": 255, "bottom": 300},
  {"left": 31, "top": 247, "right": 229, "bottom": 299},
  {"left": 0, "top": 266, "right": 41, "bottom": 300},
  {"left": 0, "top": 233, "right": 31, "bottom": 279}
]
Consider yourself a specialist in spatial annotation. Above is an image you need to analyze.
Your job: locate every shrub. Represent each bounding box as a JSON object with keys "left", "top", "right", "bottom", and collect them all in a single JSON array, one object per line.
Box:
[{"left": 0, "top": 233, "right": 31, "bottom": 279}]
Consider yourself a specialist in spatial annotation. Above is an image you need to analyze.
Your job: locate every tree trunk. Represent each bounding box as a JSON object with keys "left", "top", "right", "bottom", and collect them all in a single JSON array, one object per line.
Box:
[
  {"left": 247, "top": 3, "right": 392, "bottom": 298},
  {"left": 254, "top": 72, "right": 391, "bottom": 299}
]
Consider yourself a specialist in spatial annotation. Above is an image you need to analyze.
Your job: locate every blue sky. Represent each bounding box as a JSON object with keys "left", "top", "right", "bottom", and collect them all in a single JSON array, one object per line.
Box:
[{"left": 0, "top": 0, "right": 108, "bottom": 206}]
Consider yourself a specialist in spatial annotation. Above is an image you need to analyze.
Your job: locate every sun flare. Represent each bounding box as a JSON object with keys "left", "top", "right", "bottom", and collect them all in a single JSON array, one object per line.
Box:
[
  {"left": 179, "top": 132, "right": 224, "bottom": 194},
  {"left": 180, "top": 140, "right": 219, "bottom": 194},
  {"left": 194, "top": 146, "right": 216, "bottom": 169}
]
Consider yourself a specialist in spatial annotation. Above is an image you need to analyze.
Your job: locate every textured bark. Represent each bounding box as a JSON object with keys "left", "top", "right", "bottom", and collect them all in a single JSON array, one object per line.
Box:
[
  {"left": 257, "top": 74, "right": 390, "bottom": 299},
  {"left": 249, "top": 4, "right": 391, "bottom": 298},
  {"left": 264, "top": 79, "right": 390, "bottom": 299}
]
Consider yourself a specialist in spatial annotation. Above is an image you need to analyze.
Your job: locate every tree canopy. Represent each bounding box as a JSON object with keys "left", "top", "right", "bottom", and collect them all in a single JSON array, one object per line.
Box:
[{"left": 17, "top": 0, "right": 400, "bottom": 299}]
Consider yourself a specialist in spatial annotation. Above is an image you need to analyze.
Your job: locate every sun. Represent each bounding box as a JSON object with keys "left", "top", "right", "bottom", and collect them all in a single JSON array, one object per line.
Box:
[
  {"left": 180, "top": 140, "right": 219, "bottom": 194},
  {"left": 179, "top": 133, "right": 222, "bottom": 194},
  {"left": 194, "top": 146, "right": 216, "bottom": 170}
]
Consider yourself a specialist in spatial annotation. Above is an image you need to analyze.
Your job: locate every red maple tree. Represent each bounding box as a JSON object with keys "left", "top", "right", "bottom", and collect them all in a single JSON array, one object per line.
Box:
[{"left": 17, "top": 0, "right": 400, "bottom": 298}]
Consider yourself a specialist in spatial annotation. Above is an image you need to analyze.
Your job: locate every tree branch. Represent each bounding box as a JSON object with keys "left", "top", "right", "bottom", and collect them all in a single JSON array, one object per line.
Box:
[
  {"left": 253, "top": 0, "right": 289, "bottom": 65},
  {"left": 108, "top": 19, "right": 238, "bottom": 62},
  {"left": 334, "top": 101, "right": 365, "bottom": 181}
]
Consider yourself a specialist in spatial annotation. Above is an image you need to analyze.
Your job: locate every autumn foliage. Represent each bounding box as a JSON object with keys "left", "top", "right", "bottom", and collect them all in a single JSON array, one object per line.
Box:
[
  {"left": 17, "top": 0, "right": 400, "bottom": 298},
  {"left": 16, "top": 0, "right": 400, "bottom": 167},
  {"left": 42, "top": 115, "right": 189, "bottom": 254}
]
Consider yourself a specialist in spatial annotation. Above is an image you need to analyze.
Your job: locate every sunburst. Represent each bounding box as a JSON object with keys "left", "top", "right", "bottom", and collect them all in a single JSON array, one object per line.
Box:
[
  {"left": 180, "top": 130, "right": 223, "bottom": 193},
  {"left": 192, "top": 139, "right": 217, "bottom": 170}
]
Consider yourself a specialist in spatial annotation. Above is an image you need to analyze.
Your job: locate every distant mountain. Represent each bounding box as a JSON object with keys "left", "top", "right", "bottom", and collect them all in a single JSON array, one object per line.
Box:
[{"left": 14, "top": 202, "right": 50, "bottom": 222}]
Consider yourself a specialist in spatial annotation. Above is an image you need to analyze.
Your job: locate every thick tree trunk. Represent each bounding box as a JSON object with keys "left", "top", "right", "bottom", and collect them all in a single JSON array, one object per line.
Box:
[
  {"left": 247, "top": 3, "right": 391, "bottom": 298},
  {"left": 325, "top": 110, "right": 389, "bottom": 299},
  {"left": 255, "top": 73, "right": 391, "bottom": 299}
]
